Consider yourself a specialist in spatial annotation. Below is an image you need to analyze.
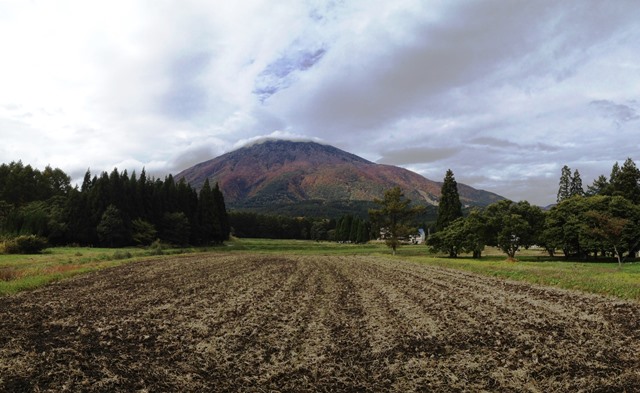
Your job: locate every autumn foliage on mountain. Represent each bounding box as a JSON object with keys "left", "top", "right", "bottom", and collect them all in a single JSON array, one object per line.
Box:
[{"left": 176, "top": 140, "right": 504, "bottom": 212}]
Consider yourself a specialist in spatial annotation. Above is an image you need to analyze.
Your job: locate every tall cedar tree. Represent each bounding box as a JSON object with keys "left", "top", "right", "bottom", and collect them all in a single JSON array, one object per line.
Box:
[
  {"left": 557, "top": 165, "right": 572, "bottom": 202},
  {"left": 436, "top": 169, "right": 463, "bottom": 231},
  {"left": 213, "top": 182, "right": 230, "bottom": 242},
  {"left": 197, "top": 180, "right": 229, "bottom": 244},
  {"left": 611, "top": 158, "right": 640, "bottom": 203},
  {"left": 570, "top": 169, "right": 584, "bottom": 197},
  {"left": 197, "top": 179, "right": 216, "bottom": 244},
  {"left": 586, "top": 175, "right": 609, "bottom": 196}
]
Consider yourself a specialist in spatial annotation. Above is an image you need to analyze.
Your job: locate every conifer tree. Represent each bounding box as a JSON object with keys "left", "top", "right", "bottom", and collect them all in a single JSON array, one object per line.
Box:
[
  {"left": 162, "top": 174, "right": 178, "bottom": 213},
  {"left": 108, "top": 168, "right": 124, "bottom": 209},
  {"left": 610, "top": 162, "right": 621, "bottom": 183},
  {"left": 611, "top": 158, "right": 640, "bottom": 203},
  {"left": 569, "top": 169, "right": 584, "bottom": 197},
  {"left": 197, "top": 179, "right": 215, "bottom": 244},
  {"left": 369, "top": 186, "right": 423, "bottom": 255},
  {"left": 212, "top": 182, "right": 229, "bottom": 242},
  {"left": 355, "top": 220, "right": 370, "bottom": 244},
  {"left": 137, "top": 168, "right": 151, "bottom": 220},
  {"left": 337, "top": 215, "right": 352, "bottom": 242},
  {"left": 160, "top": 211, "right": 191, "bottom": 246},
  {"left": 349, "top": 217, "right": 360, "bottom": 243},
  {"left": 557, "top": 165, "right": 572, "bottom": 203},
  {"left": 586, "top": 175, "right": 609, "bottom": 196},
  {"left": 81, "top": 169, "right": 92, "bottom": 192},
  {"left": 436, "top": 169, "right": 463, "bottom": 231}
]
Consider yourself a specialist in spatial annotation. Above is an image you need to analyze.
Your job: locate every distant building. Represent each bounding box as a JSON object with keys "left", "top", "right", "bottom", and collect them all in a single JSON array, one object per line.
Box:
[
  {"left": 409, "top": 228, "right": 426, "bottom": 245},
  {"left": 379, "top": 228, "right": 425, "bottom": 244}
]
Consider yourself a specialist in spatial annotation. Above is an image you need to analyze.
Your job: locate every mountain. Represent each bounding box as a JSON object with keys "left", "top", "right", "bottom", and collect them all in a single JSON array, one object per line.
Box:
[{"left": 175, "top": 140, "right": 504, "bottom": 217}]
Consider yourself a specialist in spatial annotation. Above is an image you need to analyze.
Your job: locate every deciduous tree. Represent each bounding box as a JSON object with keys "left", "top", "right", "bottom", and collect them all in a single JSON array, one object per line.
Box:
[
  {"left": 131, "top": 218, "right": 157, "bottom": 246},
  {"left": 484, "top": 200, "right": 544, "bottom": 259},
  {"left": 427, "top": 210, "right": 487, "bottom": 258},
  {"left": 97, "top": 205, "right": 129, "bottom": 247},
  {"left": 584, "top": 210, "right": 628, "bottom": 266}
]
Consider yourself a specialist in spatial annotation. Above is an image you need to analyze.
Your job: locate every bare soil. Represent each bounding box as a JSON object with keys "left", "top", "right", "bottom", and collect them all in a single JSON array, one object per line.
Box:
[{"left": 1, "top": 254, "right": 639, "bottom": 392}]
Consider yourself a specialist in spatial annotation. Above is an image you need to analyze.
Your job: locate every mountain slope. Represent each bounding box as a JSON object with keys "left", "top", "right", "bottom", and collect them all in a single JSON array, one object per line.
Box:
[{"left": 175, "top": 140, "right": 504, "bottom": 213}]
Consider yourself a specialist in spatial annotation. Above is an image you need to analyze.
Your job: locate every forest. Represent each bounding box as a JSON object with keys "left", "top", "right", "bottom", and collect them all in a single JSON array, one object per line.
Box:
[
  {"left": 229, "top": 212, "right": 371, "bottom": 243},
  {"left": 0, "top": 162, "right": 229, "bottom": 249}
]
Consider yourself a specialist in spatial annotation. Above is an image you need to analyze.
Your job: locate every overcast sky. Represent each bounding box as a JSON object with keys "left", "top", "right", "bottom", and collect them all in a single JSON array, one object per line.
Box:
[{"left": 1, "top": 1, "right": 639, "bottom": 205}]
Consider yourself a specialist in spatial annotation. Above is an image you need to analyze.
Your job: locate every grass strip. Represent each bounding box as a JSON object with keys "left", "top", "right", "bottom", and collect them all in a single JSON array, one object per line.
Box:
[
  {"left": 407, "top": 255, "right": 640, "bottom": 302},
  {"left": 0, "top": 246, "right": 207, "bottom": 296}
]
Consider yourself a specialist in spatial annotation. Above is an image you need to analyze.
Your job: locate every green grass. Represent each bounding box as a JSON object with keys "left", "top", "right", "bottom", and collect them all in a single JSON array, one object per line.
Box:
[
  {"left": 0, "top": 245, "right": 204, "bottom": 297},
  {"left": 2, "top": 239, "right": 639, "bottom": 302},
  {"left": 224, "top": 238, "right": 390, "bottom": 255},
  {"left": 406, "top": 255, "right": 640, "bottom": 301}
]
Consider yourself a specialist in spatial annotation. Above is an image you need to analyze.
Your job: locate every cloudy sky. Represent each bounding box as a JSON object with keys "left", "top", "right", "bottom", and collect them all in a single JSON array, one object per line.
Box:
[{"left": 1, "top": 0, "right": 639, "bottom": 205}]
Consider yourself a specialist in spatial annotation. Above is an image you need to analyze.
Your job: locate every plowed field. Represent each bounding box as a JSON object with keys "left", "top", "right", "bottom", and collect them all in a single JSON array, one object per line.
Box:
[{"left": 1, "top": 254, "right": 639, "bottom": 392}]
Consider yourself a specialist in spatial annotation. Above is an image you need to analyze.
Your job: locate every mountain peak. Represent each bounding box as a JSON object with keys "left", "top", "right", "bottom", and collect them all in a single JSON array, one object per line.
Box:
[
  {"left": 232, "top": 139, "right": 373, "bottom": 165},
  {"left": 175, "top": 140, "right": 504, "bottom": 215},
  {"left": 240, "top": 137, "right": 327, "bottom": 149}
]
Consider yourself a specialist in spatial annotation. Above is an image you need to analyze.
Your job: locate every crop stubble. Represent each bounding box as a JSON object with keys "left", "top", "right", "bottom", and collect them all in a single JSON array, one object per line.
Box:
[{"left": 1, "top": 254, "right": 639, "bottom": 392}]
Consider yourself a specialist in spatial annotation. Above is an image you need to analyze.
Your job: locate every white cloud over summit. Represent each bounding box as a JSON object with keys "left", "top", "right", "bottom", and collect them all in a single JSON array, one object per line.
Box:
[{"left": 1, "top": 0, "right": 639, "bottom": 205}]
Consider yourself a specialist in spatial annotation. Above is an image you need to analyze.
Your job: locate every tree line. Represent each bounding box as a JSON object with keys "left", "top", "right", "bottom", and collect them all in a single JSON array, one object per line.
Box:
[
  {"left": 0, "top": 161, "right": 229, "bottom": 247},
  {"left": 428, "top": 159, "right": 640, "bottom": 265},
  {"left": 229, "top": 212, "right": 372, "bottom": 243}
]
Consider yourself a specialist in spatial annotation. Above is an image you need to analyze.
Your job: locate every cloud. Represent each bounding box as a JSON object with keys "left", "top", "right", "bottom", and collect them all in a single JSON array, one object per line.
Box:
[
  {"left": 170, "top": 143, "right": 223, "bottom": 173},
  {"left": 233, "top": 130, "right": 326, "bottom": 150},
  {"left": 377, "top": 147, "right": 458, "bottom": 166},
  {"left": 160, "top": 51, "right": 212, "bottom": 119},
  {"left": 268, "top": 0, "right": 638, "bottom": 137},
  {"left": 590, "top": 100, "right": 639, "bottom": 124},
  {"left": 469, "top": 137, "right": 520, "bottom": 149},
  {"left": 469, "top": 137, "right": 560, "bottom": 153}
]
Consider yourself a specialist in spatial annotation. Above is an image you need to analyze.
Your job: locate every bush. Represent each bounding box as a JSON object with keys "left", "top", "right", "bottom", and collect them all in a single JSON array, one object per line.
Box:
[
  {"left": 112, "top": 250, "right": 132, "bottom": 260},
  {"left": 147, "top": 239, "right": 165, "bottom": 256},
  {"left": 3, "top": 235, "right": 49, "bottom": 254}
]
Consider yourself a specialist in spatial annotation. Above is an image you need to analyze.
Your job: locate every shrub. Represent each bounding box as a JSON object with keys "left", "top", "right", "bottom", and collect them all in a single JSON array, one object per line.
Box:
[
  {"left": 3, "top": 235, "right": 49, "bottom": 254},
  {"left": 147, "top": 239, "right": 165, "bottom": 256},
  {"left": 112, "top": 250, "right": 132, "bottom": 260}
]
